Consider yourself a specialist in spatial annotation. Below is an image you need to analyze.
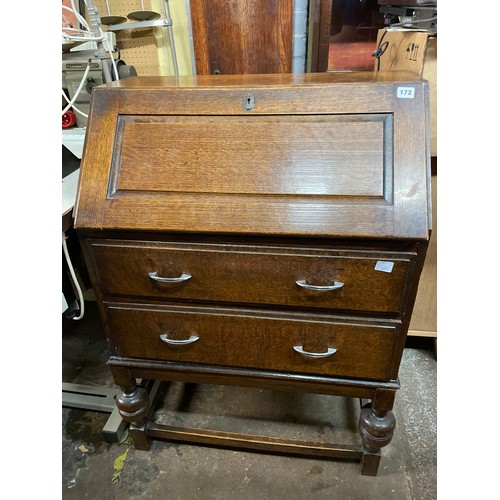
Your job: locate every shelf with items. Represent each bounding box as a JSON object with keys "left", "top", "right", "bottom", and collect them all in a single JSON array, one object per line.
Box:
[{"left": 94, "top": 0, "right": 188, "bottom": 76}]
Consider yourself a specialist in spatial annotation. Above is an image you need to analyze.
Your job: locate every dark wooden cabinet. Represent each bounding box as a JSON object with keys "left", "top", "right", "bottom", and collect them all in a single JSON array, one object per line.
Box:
[
  {"left": 75, "top": 72, "right": 431, "bottom": 475},
  {"left": 189, "top": 0, "right": 293, "bottom": 75}
]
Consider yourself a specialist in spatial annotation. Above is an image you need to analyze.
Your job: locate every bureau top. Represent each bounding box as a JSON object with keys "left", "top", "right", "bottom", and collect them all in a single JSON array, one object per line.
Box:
[
  {"left": 74, "top": 72, "right": 431, "bottom": 239},
  {"left": 101, "top": 71, "right": 425, "bottom": 90}
]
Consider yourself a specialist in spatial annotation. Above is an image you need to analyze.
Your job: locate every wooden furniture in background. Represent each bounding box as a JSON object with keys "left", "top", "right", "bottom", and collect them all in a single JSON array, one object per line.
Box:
[
  {"left": 308, "top": 0, "right": 333, "bottom": 72},
  {"left": 409, "top": 171, "right": 437, "bottom": 338},
  {"left": 328, "top": 41, "right": 377, "bottom": 70},
  {"left": 75, "top": 72, "right": 431, "bottom": 476},
  {"left": 374, "top": 32, "right": 437, "bottom": 339},
  {"left": 189, "top": 0, "right": 293, "bottom": 75}
]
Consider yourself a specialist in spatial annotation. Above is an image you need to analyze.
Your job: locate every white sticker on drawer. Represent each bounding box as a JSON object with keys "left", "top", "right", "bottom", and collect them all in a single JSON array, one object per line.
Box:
[{"left": 375, "top": 261, "right": 394, "bottom": 273}]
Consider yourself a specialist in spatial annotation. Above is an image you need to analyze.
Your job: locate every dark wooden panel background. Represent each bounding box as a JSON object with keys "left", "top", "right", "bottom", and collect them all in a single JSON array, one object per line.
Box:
[{"left": 190, "top": 0, "right": 293, "bottom": 75}]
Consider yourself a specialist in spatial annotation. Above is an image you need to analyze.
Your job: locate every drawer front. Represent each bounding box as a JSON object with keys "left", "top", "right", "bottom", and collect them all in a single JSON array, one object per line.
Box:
[
  {"left": 105, "top": 303, "right": 399, "bottom": 381},
  {"left": 91, "top": 240, "right": 414, "bottom": 314}
]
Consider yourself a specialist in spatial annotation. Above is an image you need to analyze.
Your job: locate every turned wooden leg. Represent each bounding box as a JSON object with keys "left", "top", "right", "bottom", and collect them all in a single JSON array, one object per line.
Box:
[
  {"left": 358, "top": 389, "right": 397, "bottom": 476},
  {"left": 112, "top": 368, "right": 151, "bottom": 450}
]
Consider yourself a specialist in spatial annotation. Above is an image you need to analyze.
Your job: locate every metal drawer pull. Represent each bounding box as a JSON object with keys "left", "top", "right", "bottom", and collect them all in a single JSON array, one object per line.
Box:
[
  {"left": 148, "top": 272, "right": 192, "bottom": 283},
  {"left": 295, "top": 280, "right": 344, "bottom": 291},
  {"left": 293, "top": 346, "right": 337, "bottom": 358},
  {"left": 160, "top": 333, "right": 199, "bottom": 345}
]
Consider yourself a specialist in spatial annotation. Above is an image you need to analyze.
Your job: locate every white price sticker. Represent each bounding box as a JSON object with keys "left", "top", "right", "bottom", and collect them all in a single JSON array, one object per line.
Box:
[
  {"left": 375, "top": 261, "right": 394, "bottom": 273},
  {"left": 396, "top": 87, "right": 415, "bottom": 99}
]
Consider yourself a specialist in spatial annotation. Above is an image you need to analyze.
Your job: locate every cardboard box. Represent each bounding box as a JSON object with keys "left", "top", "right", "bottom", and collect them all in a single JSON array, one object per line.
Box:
[{"left": 374, "top": 29, "right": 437, "bottom": 156}]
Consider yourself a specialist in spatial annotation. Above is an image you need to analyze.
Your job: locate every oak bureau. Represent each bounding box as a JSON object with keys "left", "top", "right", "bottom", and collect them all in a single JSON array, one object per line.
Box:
[{"left": 74, "top": 71, "right": 432, "bottom": 475}]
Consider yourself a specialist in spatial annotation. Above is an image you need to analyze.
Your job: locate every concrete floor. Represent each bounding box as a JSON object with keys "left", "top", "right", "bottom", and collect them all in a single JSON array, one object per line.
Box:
[{"left": 62, "top": 302, "right": 436, "bottom": 499}]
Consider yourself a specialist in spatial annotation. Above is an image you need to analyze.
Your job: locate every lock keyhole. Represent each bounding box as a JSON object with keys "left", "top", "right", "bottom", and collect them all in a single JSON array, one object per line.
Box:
[{"left": 243, "top": 94, "right": 255, "bottom": 111}]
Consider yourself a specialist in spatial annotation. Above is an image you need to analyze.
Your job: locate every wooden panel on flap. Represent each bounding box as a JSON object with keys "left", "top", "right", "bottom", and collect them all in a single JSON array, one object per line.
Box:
[{"left": 110, "top": 114, "right": 390, "bottom": 198}]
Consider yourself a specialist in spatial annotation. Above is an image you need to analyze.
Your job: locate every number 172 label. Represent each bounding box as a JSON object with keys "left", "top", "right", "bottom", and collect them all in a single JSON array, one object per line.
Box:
[{"left": 396, "top": 87, "right": 415, "bottom": 99}]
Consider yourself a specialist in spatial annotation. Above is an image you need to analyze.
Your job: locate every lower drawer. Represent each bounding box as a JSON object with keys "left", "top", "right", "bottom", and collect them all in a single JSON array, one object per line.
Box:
[{"left": 105, "top": 302, "right": 400, "bottom": 381}]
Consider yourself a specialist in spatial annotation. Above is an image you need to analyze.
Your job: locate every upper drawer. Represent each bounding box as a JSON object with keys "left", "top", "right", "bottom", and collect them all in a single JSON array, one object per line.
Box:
[
  {"left": 89, "top": 239, "right": 416, "bottom": 314},
  {"left": 74, "top": 73, "right": 431, "bottom": 239}
]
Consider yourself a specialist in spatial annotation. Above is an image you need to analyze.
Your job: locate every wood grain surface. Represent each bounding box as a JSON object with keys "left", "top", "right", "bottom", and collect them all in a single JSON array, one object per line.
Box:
[
  {"left": 74, "top": 72, "right": 430, "bottom": 239},
  {"left": 105, "top": 301, "right": 400, "bottom": 380},
  {"left": 189, "top": 0, "right": 293, "bottom": 75},
  {"left": 89, "top": 239, "right": 415, "bottom": 314}
]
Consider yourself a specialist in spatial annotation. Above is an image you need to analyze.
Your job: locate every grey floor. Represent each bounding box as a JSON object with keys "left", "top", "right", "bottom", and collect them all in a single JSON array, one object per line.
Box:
[{"left": 62, "top": 302, "right": 437, "bottom": 499}]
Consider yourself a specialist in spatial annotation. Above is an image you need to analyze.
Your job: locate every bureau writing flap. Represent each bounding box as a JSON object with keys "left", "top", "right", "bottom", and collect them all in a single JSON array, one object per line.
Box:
[{"left": 74, "top": 71, "right": 431, "bottom": 239}]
